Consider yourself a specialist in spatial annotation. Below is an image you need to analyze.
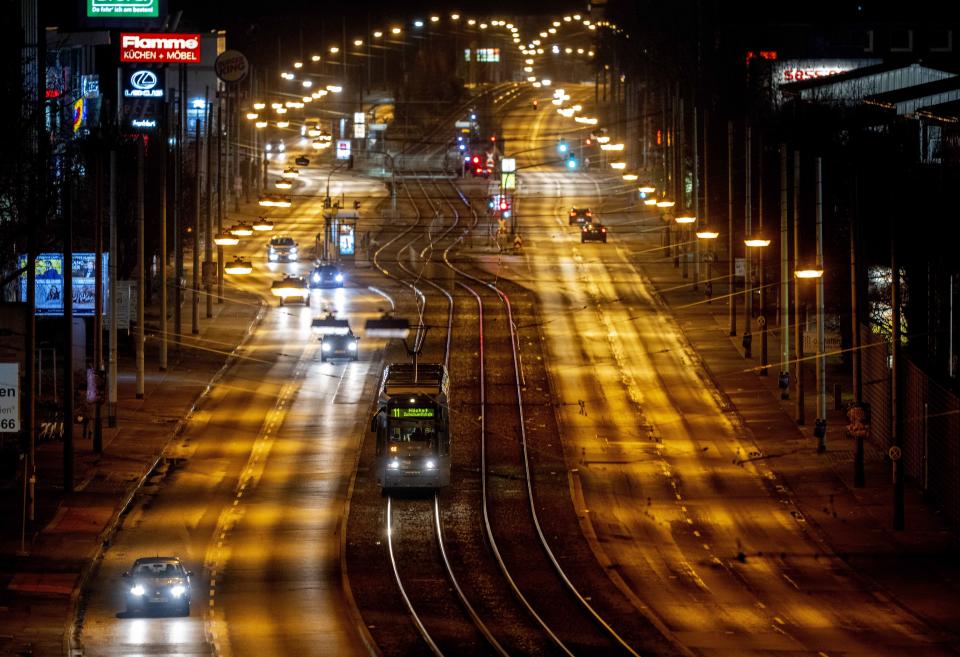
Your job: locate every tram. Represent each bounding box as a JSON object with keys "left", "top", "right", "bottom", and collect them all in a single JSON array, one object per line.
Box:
[{"left": 371, "top": 363, "right": 451, "bottom": 490}]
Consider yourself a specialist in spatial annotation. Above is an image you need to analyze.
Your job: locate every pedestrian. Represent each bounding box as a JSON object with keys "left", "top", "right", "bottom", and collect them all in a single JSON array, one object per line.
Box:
[
  {"left": 705, "top": 281, "right": 713, "bottom": 303},
  {"left": 578, "top": 399, "right": 586, "bottom": 416}
]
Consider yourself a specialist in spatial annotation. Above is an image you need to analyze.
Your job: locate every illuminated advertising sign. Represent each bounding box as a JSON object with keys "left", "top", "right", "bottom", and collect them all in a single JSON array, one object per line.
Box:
[
  {"left": 390, "top": 407, "right": 435, "bottom": 418},
  {"left": 18, "top": 253, "right": 109, "bottom": 316},
  {"left": 338, "top": 223, "right": 355, "bottom": 256},
  {"left": 130, "top": 118, "right": 157, "bottom": 130},
  {"left": 336, "top": 139, "right": 351, "bottom": 160},
  {"left": 120, "top": 33, "right": 201, "bottom": 64},
  {"left": 88, "top": 0, "right": 158, "bottom": 17},
  {"left": 123, "top": 68, "right": 164, "bottom": 98}
]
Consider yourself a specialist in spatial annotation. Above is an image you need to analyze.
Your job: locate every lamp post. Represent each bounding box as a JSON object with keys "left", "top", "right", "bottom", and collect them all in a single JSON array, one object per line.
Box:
[
  {"left": 795, "top": 265, "right": 825, "bottom": 452},
  {"left": 676, "top": 214, "right": 696, "bottom": 280},
  {"left": 697, "top": 229, "right": 719, "bottom": 301},
  {"left": 744, "top": 236, "right": 771, "bottom": 363}
]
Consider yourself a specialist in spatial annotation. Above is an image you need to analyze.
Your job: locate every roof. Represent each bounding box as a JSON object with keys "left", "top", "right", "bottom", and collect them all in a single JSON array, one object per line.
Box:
[
  {"left": 782, "top": 63, "right": 956, "bottom": 105},
  {"left": 381, "top": 363, "right": 448, "bottom": 398},
  {"left": 915, "top": 99, "right": 960, "bottom": 124},
  {"left": 865, "top": 75, "right": 960, "bottom": 115},
  {"left": 133, "top": 556, "right": 181, "bottom": 564}
]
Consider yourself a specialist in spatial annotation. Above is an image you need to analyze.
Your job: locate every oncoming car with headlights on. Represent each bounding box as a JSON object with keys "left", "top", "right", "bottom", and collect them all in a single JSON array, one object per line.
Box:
[
  {"left": 309, "top": 263, "right": 345, "bottom": 288},
  {"left": 267, "top": 235, "right": 298, "bottom": 262},
  {"left": 321, "top": 329, "right": 359, "bottom": 362},
  {"left": 122, "top": 556, "right": 192, "bottom": 616}
]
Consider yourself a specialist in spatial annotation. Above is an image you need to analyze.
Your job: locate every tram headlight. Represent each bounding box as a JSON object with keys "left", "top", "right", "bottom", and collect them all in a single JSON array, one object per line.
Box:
[
  {"left": 322, "top": 342, "right": 332, "bottom": 352},
  {"left": 425, "top": 459, "right": 436, "bottom": 470},
  {"left": 348, "top": 341, "right": 357, "bottom": 351},
  {"left": 389, "top": 459, "right": 400, "bottom": 470}
]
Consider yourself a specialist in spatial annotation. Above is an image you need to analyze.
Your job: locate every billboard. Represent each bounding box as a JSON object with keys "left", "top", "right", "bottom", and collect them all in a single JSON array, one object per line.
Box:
[
  {"left": 123, "top": 67, "right": 164, "bottom": 98},
  {"left": 87, "top": 0, "right": 159, "bottom": 17},
  {"left": 120, "top": 33, "right": 201, "bottom": 64},
  {"left": 0, "top": 363, "right": 18, "bottom": 433},
  {"left": 18, "top": 253, "right": 109, "bottom": 316}
]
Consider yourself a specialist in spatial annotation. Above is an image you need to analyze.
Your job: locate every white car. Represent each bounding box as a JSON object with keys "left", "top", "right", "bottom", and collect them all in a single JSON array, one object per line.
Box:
[{"left": 123, "top": 556, "right": 192, "bottom": 616}]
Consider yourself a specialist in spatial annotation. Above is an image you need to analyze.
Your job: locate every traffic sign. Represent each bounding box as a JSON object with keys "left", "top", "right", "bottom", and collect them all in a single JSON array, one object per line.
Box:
[
  {"left": 215, "top": 50, "right": 249, "bottom": 83},
  {"left": 336, "top": 140, "right": 352, "bottom": 161},
  {"left": 888, "top": 446, "right": 902, "bottom": 461},
  {"left": 0, "top": 363, "right": 19, "bottom": 433}
]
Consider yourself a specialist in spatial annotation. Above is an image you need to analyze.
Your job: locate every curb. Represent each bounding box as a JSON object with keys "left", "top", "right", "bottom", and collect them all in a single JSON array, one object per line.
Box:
[{"left": 64, "top": 299, "right": 266, "bottom": 657}]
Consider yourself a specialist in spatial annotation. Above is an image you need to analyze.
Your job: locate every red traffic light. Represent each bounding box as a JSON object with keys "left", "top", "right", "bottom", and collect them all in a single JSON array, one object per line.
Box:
[
  {"left": 472, "top": 155, "right": 480, "bottom": 164},
  {"left": 499, "top": 200, "right": 509, "bottom": 211}
]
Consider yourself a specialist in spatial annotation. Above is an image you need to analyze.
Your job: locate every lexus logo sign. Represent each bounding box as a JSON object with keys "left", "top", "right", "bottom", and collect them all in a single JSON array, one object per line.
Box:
[{"left": 123, "top": 67, "right": 164, "bottom": 98}]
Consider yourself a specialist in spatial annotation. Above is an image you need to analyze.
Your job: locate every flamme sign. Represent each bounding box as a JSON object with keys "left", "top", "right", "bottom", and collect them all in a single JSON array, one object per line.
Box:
[{"left": 120, "top": 33, "right": 201, "bottom": 63}]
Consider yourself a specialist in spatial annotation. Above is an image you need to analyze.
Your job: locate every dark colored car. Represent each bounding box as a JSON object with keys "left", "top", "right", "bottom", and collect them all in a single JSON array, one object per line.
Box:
[
  {"left": 123, "top": 557, "right": 192, "bottom": 616},
  {"left": 321, "top": 330, "right": 359, "bottom": 362},
  {"left": 568, "top": 207, "right": 593, "bottom": 225},
  {"left": 294, "top": 156, "right": 310, "bottom": 166},
  {"left": 267, "top": 235, "right": 298, "bottom": 262},
  {"left": 309, "top": 264, "right": 345, "bottom": 288},
  {"left": 581, "top": 222, "right": 608, "bottom": 243}
]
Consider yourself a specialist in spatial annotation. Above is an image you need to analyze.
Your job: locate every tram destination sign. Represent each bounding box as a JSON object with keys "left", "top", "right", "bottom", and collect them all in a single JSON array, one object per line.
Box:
[
  {"left": 120, "top": 33, "right": 201, "bottom": 64},
  {"left": 390, "top": 407, "right": 435, "bottom": 418}
]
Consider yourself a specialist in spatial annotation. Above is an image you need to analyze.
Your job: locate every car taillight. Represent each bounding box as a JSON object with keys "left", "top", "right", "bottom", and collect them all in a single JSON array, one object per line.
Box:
[{"left": 601, "top": 227, "right": 606, "bottom": 232}]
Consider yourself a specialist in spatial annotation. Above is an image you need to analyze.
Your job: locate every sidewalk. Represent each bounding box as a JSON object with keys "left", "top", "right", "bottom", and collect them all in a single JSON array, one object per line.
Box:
[
  {"left": 636, "top": 237, "right": 960, "bottom": 639},
  {"left": 0, "top": 256, "right": 262, "bottom": 657}
]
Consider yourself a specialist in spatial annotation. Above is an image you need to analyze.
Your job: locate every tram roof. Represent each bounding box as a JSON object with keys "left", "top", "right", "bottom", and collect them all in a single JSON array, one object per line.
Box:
[{"left": 380, "top": 362, "right": 449, "bottom": 398}]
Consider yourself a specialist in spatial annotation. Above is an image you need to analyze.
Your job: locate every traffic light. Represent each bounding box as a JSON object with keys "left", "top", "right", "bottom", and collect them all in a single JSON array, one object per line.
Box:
[
  {"left": 566, "top": 153, "right": 578, "bottom": 169},
  {"left": 499, "top": 199, "right": 509, "bottom": 211},
  {"left": 557, "top": 138, "right": 568, "bottom": 154}
]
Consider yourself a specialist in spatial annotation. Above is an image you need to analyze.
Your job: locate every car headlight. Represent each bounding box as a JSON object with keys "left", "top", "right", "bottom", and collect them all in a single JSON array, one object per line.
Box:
[
  {"left": 130, "top": 585, "right": 145, "bottom": 596},
  {"left": 269, "top": 253, "right": 278, "bottom": 261},
  {"left": 312, "top": 273, "right": 321, "bottom": 282},
  {"left": 335, "top": 273, "right": 343, "bottom": 282},
  {"left": 170, "top": 585, "right": 187, "bottom": 598},
  {"left": 388, "top": 459, "right": 400, "bottom": 470},
  {"left": 290, "top": 246, "right": 297, "bottom": 253},
  {"left": 348, "top": 341, "right": 357, "bottom": 351},
  {"left": 425, "top": 459, "right": 436, "bottom": 470},
  {"left": 265, "top": 144, "right": 272, "bottom": 152},
  {"left": 322, "top": 342, "right": 331, "bottom": 352}
]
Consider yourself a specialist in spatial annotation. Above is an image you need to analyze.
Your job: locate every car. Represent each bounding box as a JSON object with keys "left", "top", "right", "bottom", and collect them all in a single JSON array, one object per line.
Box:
[
  {"left": 267, "top": 235, "right": 298, "bottom": 262},
  {"left": 265, "top": 139, "right": 285, "bottom": 160},
  {"left": 294, "top": 156, "right": 310, "bottom": 167},
  {"left": 271, "top": 274, "right": 310, "bottom": 306},
  {"left": 309, "top": 263, "right": 345, "bottom": 288},
  {"left": 122, "top": 556, "right": 192, "bottom": 616},
  {"left": 568, "top": 207, "right": 593, "bottom": 225},
  {"left": 321, "top": 329, "right": 359, "bottom": 362},
  {"left": 581, "top": 222, "right": 608, "bottom": 243}
]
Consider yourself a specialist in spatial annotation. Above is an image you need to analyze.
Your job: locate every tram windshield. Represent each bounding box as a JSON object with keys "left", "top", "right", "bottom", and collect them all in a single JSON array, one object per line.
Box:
[{"left": 387, "top": 405, "right": 438, "bottom": 451}]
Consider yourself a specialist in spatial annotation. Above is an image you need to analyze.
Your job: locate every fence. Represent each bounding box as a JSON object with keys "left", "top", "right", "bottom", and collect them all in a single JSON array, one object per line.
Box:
[{"left": 861, "top": 326, "right": 960, "bottom": 527}]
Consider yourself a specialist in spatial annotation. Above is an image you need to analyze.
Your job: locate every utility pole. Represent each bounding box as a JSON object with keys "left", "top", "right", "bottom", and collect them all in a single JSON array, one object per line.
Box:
[
  {"left": 217, "top": 95, "right": 224, "bottom": 304},
  {"left": 728, "top": 120, "right": 736, "bottom": 336},
  {"left": 743, "top": 124, "right": 753, "bottom": 358},
  {"left": 108, "top": 150, "right": 118, "bottom": 428},
  {"left": 160, "top": 94, "right": 168, "bottom": 370},
  {"left": 851, "top": 175, "right": 862, "bottom": 402},
  {"left": 136, "top": 140, "right": 145, "bottom": 399},
  {"left": 93, "top": 150, "right": 104, "bottom": 452},
  {"left": 779, "top": 145, "right": 790, "bottom": 398},
  {"left": 192, "top": 103, "right": 201, "bottom": 335},
  {"left": 758, "top": 136, "right": 767, "bottom": 374},
  {"left": 205, "top": 94, "right": 213, "bottom": 318},
  {"left": 891, "top": 213, "right": 904, "bottom": 529},
  {"left": 63, "top": 172, "right": 74, "bottom": 493},
  {"left": 174, "top": 66, "right": 184, "bottom": 357},
  {"left": 814, "top": 157, "right": 826, "bottom": 452},
  {"left": 794, "top": 150, "right": 804, "bottom": 425},
  {"left": 692, "top": 106, "right": 699, "bottom": 291}
]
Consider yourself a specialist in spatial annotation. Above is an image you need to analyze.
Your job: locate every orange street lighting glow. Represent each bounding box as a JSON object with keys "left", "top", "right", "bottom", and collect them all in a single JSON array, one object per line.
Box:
[
  {"left": 610, "top": 161, "right": 626, "bottom": 170},
  {"left": 245, "top": 112, "right": 259, "bottom": 120},
  {"left": 795, "top": 268, "right": 824, "bottom": 278},
  {"left": 255, "top": 121, "right": 268, "bottom": 129},
  {"left": 622, "top": 173, "right": 638, "bottom": 181},
  {"left": 253, "top": 102, "right": 265, "bottom": 110},
  {"left": 644, "top": 198, "right": 658, "bottom": 206},
  {"left": 697, "top": 230, "right": 720, "bottom": 239},
  {"left": 675, "top": 215, "right": 697, "bottom": 224},
  {"left": 744, "top": 238, "right": 771, "bottom": 247},
  {"left": 656, "top": 200, "right": 676, "bottom": 208},
  {"left": 225, "top": 258, "right": 253, "bottom": 275},
  {"left": 213, "top": 232, "right": 239, "bottom": 246}
]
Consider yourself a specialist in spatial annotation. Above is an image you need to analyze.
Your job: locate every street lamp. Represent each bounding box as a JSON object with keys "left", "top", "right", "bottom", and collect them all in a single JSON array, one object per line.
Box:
[
  {"left": 252, "top": 217, "right": 275, "bottom": 231},
  {"left": 743, "top": 235, "right": 771, "bottom": 360},
  {"left": 224, "top": 257, "right": 253, "bottom": 275},
  {"left": 795, "top": 265, "right": 825, "bottom": 451},
  {"left": 230, "top": 222, "right": 253, "bottom": 237},
  {"left": 622, "top": 173, "right": 638, "bottom": 182},
  {"left": 213, "top": 232, "right": 239, "bottom": 246},
  {"left": 639, "top": 184, "right": 656, "bottom": 194},
  {"left": 275, "top": 179, "right": 293, "bottom": 190},
  {"left": 697, "top": 230, "right": 719, "bottom": 300}
]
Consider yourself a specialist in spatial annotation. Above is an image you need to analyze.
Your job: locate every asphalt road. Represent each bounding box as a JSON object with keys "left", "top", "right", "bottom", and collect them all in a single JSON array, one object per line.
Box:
[
  {"left": 77, "top": 156, "right": 386, "bottom": 657},
  {"left": 492, "top": 84, "right": 956, "bottom": 657}
]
